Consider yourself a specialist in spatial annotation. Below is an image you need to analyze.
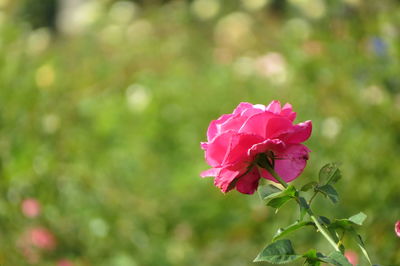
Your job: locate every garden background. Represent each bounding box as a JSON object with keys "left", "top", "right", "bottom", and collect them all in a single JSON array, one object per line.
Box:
[{"left": 0, "top": 0, "right": 399, "bottom": 265}]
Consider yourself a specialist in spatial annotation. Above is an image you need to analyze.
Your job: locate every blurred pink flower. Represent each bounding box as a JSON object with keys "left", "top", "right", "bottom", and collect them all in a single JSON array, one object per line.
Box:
[
  {"left": 28, "top": 227, "right": 57, "bottom": 251},
  {"left": 21, "top": 198, "right": 41, "bottom": 218},
  {"left": 57, "top": 259, "right": 74, "bottom": 266},
  {"left": 395, "top": 220, "right": 400, "bottom": 237},
  {"left": 345, "top": 250, "right": 359, "bottom": 265},
  {"left": 200, "top": 101, "right": 312, "bottom": 194},
  {"left": 17, "top": 227, "right": 57, "bottom": 263}
]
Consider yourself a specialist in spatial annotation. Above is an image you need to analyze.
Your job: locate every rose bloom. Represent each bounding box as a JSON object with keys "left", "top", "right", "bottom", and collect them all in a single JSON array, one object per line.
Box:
[
  {"left": 395, "top": 220, "right": 400, "bottom": 237},
  {"left": 21, "top": 198, "right": 41, "bottom": 218},
  {"left": 345, "top": 250, "right": 359, "bottom": 266},
  {"left": 200, "top": 101, "right": 312, "bottom": 194},
  {"left": 28, "top": 227, "right": 57, "bottom": 251}
]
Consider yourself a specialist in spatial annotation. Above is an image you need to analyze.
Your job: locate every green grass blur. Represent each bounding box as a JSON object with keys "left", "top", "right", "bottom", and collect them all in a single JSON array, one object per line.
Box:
[{"left": 0, "top": 0, "right": 399, "bottom": 265}]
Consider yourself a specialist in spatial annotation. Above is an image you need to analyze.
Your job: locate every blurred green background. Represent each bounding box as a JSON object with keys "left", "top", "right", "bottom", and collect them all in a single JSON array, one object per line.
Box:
[{"left": 0, "top": 0, "right": 399, "bottom": 265}]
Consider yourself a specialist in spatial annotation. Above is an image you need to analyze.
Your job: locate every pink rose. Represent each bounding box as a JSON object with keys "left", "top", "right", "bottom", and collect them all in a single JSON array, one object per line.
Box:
[
  {"left": 200, "top": 100, "right": 312, "bottom": 194},
  {"left": 28, "top": 227, "right": 57, "bottom": 251},
  {"left": 21, "top": 198, "right": 41, "bottom": 218},
  {"left": 395, "top": 220, "right": 400, "bottom": 237},
  {"left": 345, "top": 250, "right": 359, "bottom": 266}
]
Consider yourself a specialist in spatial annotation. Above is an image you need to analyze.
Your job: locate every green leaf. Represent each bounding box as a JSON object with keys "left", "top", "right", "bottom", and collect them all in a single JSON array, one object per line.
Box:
[
  {"left": 318, "top": 251, "right": 352, "bottom": 266},
  {"left": 262, "top": 185, "right": 297, "bottom": 210},
  {"left": 303, "top": 249, "right": 322, "bottom": 265},
  {"left": 272, "top": 221, "right": 314, "bottom": 241},
  {"left": 318, "top": 216, "right": 331, "bottom": 225},
  {"left": 298, "top": 196, "right": 309, "bottom": 221},
  {"left": 258, "top": 184, "right": 281, "bottom": 200},
  {"left": 316, "top": 184, "right": 339, "bottom": 204},
  {"left": 329, "top": 212, "right": 368, "bottom": 230},
  {"left": 348, "top": 212, "right": 367, "bottom": 225},
  {"left": 267, "top": 196, "right": 294, "bottom": 209},
  {"left": 253, "top": 239, "right": 302, "bottom": 264},
  {"left": 263, "top": 185, "right": 296, "bottom": 201},
  {"left": 348, "top": 228, "right": 372, "bottom": 265},
  {"left": 300, "top": 181, "right": 318, "bottom": 192},
  {"left": 318, "top": 163, "right": 342, "bottom": 185}
]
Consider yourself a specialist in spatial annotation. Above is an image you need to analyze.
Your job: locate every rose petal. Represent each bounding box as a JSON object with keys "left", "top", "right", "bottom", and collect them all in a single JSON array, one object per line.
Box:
[
  {"left": 235, "top": 167, "right": 260, "bottom": 194},
  {"left": 395, "top": 221, "right": 400, "bottom": 237},
  {"left": 266, "top": 117, "right": 293, "bottom": 138},
  {"left": 200, "top": 168, "right": 220, "bottom": 178},
  {"left": 222, "top": 133, "right": 263, "bottom": 165},
  {"left": 281, "top": 103, "right": 296, "bottom": 121},
  {"left": 248, "top": 139, "right": 286, "bottom": 157},
  {"left": 266, "top": 100, "right": 281, "bottom": 113},
  {"left": 239, "top": 112, "right": 274, "bottom": 138},
  {"left": 214, "top": 167, "right": 243, "bottom": 193},
  {"left": 207, "top": 114, "right": 232, "bottom": 142},
  {"left": 205, "top": 131, "right": 237, "bottom": 167},
  {"left": 200, "top": 142, "right": 208, "bottom": 150},
  {"left": 261, "top": 144, "right": 310, "bottom": 183},
  {"left": 280, "top": 120, "right": 312, "bottom": 144},
  {"left": 233, "top": 102, "right": 253, "bottom": 115},
  {"left": 218, "top": 114, "right": 249, "bottom": 134}
]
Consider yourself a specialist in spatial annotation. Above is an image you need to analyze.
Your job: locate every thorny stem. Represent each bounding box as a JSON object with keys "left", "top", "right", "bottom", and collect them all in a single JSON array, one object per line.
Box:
[{"left": 262, "top": 164, "right": 341, "bottom": 253}]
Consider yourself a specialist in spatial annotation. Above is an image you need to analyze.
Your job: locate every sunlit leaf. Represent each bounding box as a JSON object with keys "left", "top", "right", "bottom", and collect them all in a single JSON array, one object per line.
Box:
[{"left": 272, "top": 221, "right": 314, "bottom": 241}]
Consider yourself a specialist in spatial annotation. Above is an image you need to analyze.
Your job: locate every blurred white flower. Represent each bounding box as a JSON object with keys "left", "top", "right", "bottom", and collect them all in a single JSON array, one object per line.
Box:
[
  {"left": 191, "top": 0, "right": 220, "bottom": 20},
  {"left": 42, "top": 114, "right": 60, "bottom": 134},
  {"left": 100, "top": 24, "right": 124, "bottom": 45},
  {"left": 289, "top": 0, "right": 326, "bottom": 19},
  {"left": 126, "top": 84, "right": 151, "bottom": 112},
  {"left": 57, "top": 0, "right": 102, "bottom": 35},
  {"left": 284, "top": 18, "right": 311, "bottom": 41},
  {"left": 126, "top": 19, "right": 154, "bottom": 43},
  {"left": 26, "top": 28, "right": 51, "bottom": 56},
  {"left": 321, "top": 117, "right": 341, "bottom": 140},
  {"left": 254, "top": 52, "right": 288, "bottom": 84},
  {"left": 0, "top": 0, "right": 8, "bottom": 8},
  {"left": 36, "top": 64, "right": 55, "bottom": 89},
  {"left": 361, "top": 85, "right": 385, "bottom": 105},
  {"left": 33, "top": 155, "right": 49, "bottom": 175},
  {"left": 0, "top": 11, "right": 6, "bottom": 26},
  {"left": 394, "top": 94, "right": 400, "bottom": 110},
  {"left": 241, "top": 0, "right": 269, "bottom": 11},
  {"left": 232, "top": 56, "right": 255, "bottom": 78},
  {"left": 214, "top": 12, "right": 253, "bottom": 49},
  {"left": 342, "top": 0, "right": 361, "bottom": 7},
  {"left": 89, "top": 218, "right": 109, "bottom": 238},
  {"left": 109, "top": 1, "right": 138, "bottom": 25}
]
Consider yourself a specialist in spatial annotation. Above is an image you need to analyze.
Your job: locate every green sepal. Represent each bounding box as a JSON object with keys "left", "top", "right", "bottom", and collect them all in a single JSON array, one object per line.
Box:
[{"left": 253, "top": 239, "right": 302, "bottom": 264}]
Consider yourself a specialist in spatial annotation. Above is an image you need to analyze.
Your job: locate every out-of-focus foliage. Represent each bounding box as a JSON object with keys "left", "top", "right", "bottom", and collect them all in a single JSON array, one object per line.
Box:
[{"left": 0, "top": 0, "right": 399, "bottom": 265}]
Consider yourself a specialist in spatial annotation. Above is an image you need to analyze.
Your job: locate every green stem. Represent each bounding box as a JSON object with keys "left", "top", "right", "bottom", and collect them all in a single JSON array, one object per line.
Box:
[{"left": 263, "top": 165, "right": 341, "bottom": 252}]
